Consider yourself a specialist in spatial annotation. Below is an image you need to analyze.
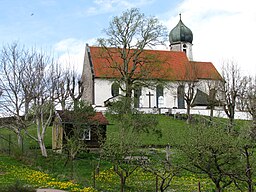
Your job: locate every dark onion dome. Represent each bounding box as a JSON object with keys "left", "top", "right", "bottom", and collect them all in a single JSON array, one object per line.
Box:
[{"left": 169, "top": 15, "right": 193, "bottom": 44}]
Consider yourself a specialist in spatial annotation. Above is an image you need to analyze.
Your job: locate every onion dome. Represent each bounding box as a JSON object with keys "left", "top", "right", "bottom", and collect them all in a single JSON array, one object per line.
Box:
[{"left": 169, "top": 14, "right": 193, "bottom": 44}]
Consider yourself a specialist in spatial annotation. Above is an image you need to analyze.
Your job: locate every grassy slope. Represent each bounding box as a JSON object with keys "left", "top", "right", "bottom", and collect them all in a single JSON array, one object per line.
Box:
[
  {"left": 0, "top": 115, "right": 252, "bottom": 191},
  {"left": 106, "top": 114, "right": 189, "bottom": 146}
]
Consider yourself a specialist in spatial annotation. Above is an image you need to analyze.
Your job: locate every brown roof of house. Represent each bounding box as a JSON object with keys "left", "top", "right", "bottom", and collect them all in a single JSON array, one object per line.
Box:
[
  {"left": 56, "top": 110, "right": 109, "bottom": 125},
  {"left": 88, "top": 46, "right": 222, "bottom": 81}
]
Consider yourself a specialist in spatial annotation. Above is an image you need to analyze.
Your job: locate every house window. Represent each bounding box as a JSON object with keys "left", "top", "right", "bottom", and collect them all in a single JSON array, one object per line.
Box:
[
  {"left": 111, "top": 82, "right": 119, "bottom": 97},
  {"left": 82, "top": 128, "right": 91, "bottom": 140}
]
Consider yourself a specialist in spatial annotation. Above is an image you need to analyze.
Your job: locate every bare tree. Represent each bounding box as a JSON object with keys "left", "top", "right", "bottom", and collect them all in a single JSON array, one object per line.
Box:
[
  {"left": 97, "top": 8, "right": 167, "bottom": 99},
  {"left": 245, "top": 76, "right": 256, "bottom": 132},
  {"left": 20, "top": 49, "right": 43, "bottom": 119},
  {"left": 24, "top": 52, "right": 58, "bottom": 157},
  {"left": 206, "top": 80, "right": 221, "bottom": 121},
  {"left": 236, "top": 77, "right": 249, "bottom": 112},
  {"left": 55, "top": 65, "right": 69, "bottom": 110},
  {"left": 219, "top": 61, "right": 245, "bottom": 131},
  {"left": 67, "top": 70, "right": 84, "bottom": 110},
  {"left": 0, "top": 43, "right": 65, "bottom": 157},
  {"left": 0, "top": 43, "right": 28, "bottom": 148},
  {"left": 177, "top": 62, "right": 200, "bottom": 123}
]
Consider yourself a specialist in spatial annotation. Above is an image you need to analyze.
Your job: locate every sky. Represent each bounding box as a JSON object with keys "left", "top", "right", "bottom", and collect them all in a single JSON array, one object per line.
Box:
[{"left": 0, "top": 0, "right": 255, "bottom": 76}]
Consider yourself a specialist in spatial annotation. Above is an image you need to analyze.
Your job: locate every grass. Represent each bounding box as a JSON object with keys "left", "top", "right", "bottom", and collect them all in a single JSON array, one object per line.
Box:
[
  {"left": 106, "top": 114, "right": 189, "bottom": 146},
  {"left": 0, "top": 114, "right": 252, "bottom": 191}
]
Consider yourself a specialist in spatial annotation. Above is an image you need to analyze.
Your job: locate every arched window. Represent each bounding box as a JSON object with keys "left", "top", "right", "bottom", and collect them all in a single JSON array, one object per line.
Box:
[
  {"left": 134, "top": 86, "right": 142, "bottom": 108},
  {"left": 156, "top": 85, "right": 164, "bottom": 108},
  {"left": 177, "top": 85, "right": 185, "bottom": 109},
  {"left": 111, "top": 82, "right": 119, "bottom": 97}
]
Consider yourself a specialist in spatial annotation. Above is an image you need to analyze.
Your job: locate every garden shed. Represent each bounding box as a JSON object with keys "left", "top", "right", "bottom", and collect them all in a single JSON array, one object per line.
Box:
[{"left": 52, "top": 110, "right": 109, "bottom": 152}]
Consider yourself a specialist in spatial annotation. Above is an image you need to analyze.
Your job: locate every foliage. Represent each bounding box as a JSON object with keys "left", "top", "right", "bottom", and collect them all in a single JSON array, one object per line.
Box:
[
  {"left": 62, "top": 101, "right": 96, "bottom": 177},
  {"left": 142, "top": 146, "right": 180, "bottom": 191},
  {"left": 178, "top": 124, "right": 239, "bottom": 191},
  {"left": 107, "top": 97, "right": 160, "bottom": 135}
]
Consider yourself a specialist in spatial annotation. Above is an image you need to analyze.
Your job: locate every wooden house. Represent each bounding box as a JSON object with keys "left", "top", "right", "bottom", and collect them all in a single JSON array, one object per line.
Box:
[{"left": 52, "top": 110, "right": 109, "bottom": 152}]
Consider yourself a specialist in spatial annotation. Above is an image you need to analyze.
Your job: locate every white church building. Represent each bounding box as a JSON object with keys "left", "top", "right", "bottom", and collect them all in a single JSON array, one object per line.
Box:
[{"left": 81, "top": 16, "right": 224, "bottom": 115}]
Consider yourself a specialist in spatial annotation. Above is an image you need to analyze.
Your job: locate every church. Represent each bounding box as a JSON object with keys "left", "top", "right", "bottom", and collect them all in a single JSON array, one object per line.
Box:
[{"left": 81, "top": 16, "right": 222, "bottom": 113}]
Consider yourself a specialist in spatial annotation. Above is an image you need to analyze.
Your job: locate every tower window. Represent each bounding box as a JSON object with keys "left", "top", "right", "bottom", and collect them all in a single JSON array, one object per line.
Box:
[{"left": 183, "top": 49, "right": 186, "bottom": 53}]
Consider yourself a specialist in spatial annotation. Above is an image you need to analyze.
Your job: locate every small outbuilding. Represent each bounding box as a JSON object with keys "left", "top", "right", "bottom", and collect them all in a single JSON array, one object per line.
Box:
[{"left": 52, "top": 110, "right": 109, "bottom": 152}]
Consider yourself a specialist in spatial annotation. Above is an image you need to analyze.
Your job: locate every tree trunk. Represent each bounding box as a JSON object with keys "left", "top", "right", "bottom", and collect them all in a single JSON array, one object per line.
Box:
[
  {"left": 61, "top": 100, "right": 66, "bottom": 110},
  {"left": 253, "top": 115, "right": 256, "bottom": 132},
  {"left": 159, "top": 178, "right": 165, "bottom": 192},
  {"left": 17, "top": 130, "right": 23, "bottom": 149},
  {"left": 186, "top": 103, "right": 191, "bottom": 124},
  {"left": 37, "top": 120, "right": 48, "bottom": 157},
  {"left": 215, "top": 182, "right": 222, "bottom": 192},
  {"left": 156, "top": 175, "right": 158, "bottom": 192},
  {"left": 210, "top": 106, "right": 214, "bottom": 121},
  {"left": 120, "top": 172, "right": 126, "bottom": 192},
  {"left": 38, "top": 138, "right": 47, "bottom": 157},
  {"left": 244, "top": 147, "right": 253, "bottom": 192},
  {"left": 24, "top": 100, "right": 29, "bottom": 120}
]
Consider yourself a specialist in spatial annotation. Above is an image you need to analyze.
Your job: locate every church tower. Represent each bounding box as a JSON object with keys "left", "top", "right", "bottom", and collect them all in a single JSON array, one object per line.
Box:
[{"left": 169, "top": 14, "right": 193, "bottom": 60}]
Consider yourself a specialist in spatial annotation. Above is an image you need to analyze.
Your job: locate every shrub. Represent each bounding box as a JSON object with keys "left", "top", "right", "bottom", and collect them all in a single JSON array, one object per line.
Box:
[{"left": 0, "top": 181, "right": 36, "bottom": 192}]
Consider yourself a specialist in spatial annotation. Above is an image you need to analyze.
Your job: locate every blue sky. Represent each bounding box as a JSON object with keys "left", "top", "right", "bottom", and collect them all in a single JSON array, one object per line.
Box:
[{"left": 0, "top": 0, "right": 255, "bottom": 75}]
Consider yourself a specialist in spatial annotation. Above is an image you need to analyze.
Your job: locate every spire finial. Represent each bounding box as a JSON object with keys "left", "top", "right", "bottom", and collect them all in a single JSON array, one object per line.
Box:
[{"left": 179, "top": 13, "right": 182, "bottom": 20}]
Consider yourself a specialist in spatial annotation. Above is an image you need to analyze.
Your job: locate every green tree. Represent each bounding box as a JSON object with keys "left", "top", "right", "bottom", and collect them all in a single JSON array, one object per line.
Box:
[
  {"left": 102, "top": 97, "right": 159, "bottom": 192},
  {"left": 178, "top": 124, "right": 239, "bottom": 192},
  {"left": 98, "top": 8, "right": 167, "bottom": 99},
  {"left": 143, "top": 145, "right": 180, "bottom": 192},
  {"left": 232, "top": 124, "right": 256, "bottom": 192},
  {"left": 62, "top": 101, "right": 95, "bottom": 178}
]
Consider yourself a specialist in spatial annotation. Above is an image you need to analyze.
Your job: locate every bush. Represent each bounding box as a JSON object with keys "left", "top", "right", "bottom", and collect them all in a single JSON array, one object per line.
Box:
[{"left": 0, "top": 181, "right": 36, "bottom": 192}]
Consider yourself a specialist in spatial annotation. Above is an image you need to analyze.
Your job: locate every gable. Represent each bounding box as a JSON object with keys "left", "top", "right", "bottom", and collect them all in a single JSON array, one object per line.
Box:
[{"left": 88, "top": 46, "right": 221, "bottom": 81}]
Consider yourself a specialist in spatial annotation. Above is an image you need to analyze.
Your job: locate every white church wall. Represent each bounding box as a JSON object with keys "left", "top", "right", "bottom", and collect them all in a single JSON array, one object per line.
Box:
[
  {"left": 93, "top": 78, "right": 223, "bottom": 110},
  {"left": 140, "top": 87, "right": 156, "bottom": 108},
  {"left": 94, "top": 78, "right": 112, "bottom": 106},
  {"left": 138, "top": 82, "right": 179, "bottom": 109}
]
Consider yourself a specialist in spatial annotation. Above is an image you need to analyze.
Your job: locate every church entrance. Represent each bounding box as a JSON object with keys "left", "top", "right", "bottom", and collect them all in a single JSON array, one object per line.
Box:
[{"left": 177, "top": 85, "right": 185, "bottom": 109}]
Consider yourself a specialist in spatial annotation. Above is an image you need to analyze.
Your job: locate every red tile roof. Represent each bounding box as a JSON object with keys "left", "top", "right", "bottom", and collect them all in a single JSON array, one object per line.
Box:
[
  {"left": 90, "top": 112, "right": 109, "bottom": 125},
  {"left": 89, "top": 46, "right": 221, "bottom": 81},
  {"left": 56, "top": 110, "right": 109, "bottom": 125},
  {"left": 190, "top": 61, "right": 222, "bottom": 80}
]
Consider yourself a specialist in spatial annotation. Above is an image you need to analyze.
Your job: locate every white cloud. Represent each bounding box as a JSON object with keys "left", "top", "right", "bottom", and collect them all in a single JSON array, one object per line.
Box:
[
  {"left": 54, "top": 38, "right": 97, "bottom": 73},
  {"left": 84, "top": 0, "right": 154, "bottom": 16},
  {"left": 164, "top": 0, "right": 256, "bottom": 76}
]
